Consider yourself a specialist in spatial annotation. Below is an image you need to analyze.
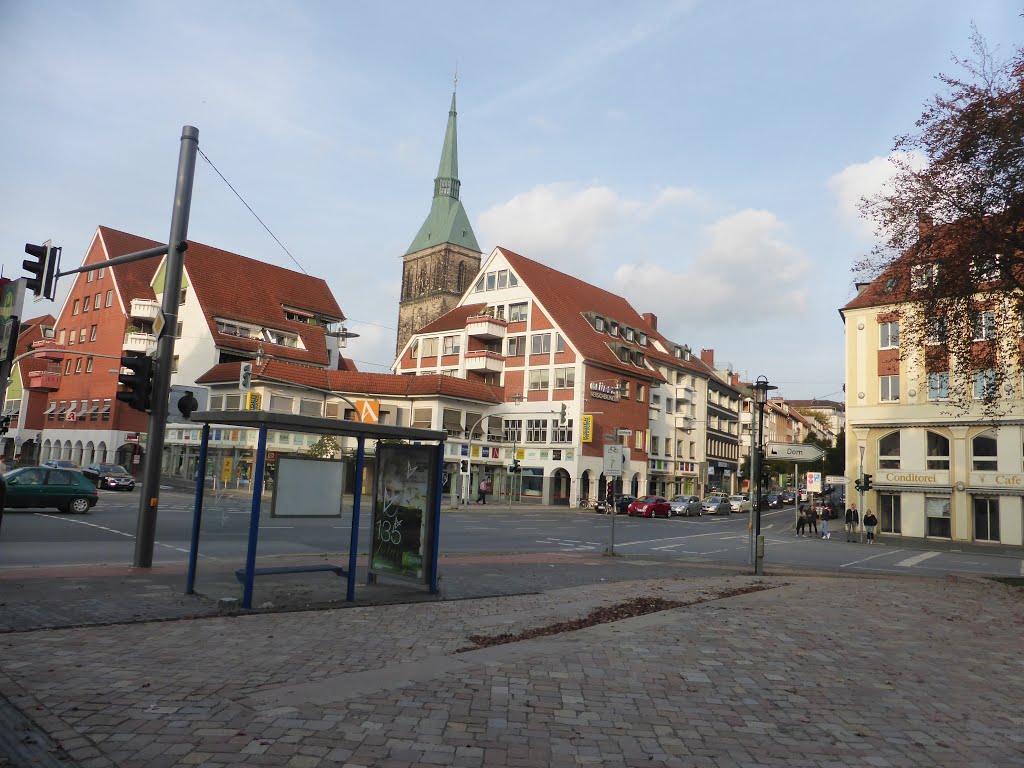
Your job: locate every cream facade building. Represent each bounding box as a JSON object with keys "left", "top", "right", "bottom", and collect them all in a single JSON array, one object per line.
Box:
[{"left": 842, "top": 276, "right": 1024, "bottom": 547}]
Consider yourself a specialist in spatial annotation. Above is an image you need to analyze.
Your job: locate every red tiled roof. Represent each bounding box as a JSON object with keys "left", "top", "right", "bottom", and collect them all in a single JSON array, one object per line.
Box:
[
  {"left": 197, "top": 359, "right": 503, "bottom": 404},
  {"left": 96, "top": 226, "right": 343, "bottom": 367},
  {"left": 498, "top": 248, "right": 666, "bottom": 382}
]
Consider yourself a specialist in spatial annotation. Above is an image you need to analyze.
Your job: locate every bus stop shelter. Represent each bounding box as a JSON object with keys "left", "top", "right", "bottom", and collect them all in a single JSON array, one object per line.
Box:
[{"left": 184, "top": 410, "right": 447, "bottom": 608}]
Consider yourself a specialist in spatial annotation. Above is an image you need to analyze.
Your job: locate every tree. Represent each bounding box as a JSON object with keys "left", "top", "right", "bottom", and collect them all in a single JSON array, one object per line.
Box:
[
  {"left": 307, "top": 435, "right": 340, "bottom": 459},
  {"left": 857, "top": 31, "right": 1024, "bottom": 415}
]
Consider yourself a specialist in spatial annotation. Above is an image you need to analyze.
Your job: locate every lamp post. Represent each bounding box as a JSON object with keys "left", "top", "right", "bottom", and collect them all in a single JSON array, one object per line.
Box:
[{"left": 751, "top": 375, "right": 777, "bottom": 575}]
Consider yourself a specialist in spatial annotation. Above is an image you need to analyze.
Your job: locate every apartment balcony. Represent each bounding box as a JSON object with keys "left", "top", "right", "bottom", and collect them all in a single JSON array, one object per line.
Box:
[
  {"left": 676, "top": 385, "right": 695, "bottom": 403},
  {"left": 464, "top": 349, "right": 505, "bottom": 373},
  {"left": 27, "top": 369, "right": 61, "bottom": 391},
  {"left": 130, "top": 298, "right": 160, "bottom": 322},
  {"left": 466, "top": 315, "right": 508, "bottom": 341},
  {"left": 124, "top": 332, "right": 157, "bottom": 355},
  {"left": 30, "top": 340, "right": 63, "bottom": 361},
  {"left": 675, "top": 414, "right": 696, "bottom": 431}
]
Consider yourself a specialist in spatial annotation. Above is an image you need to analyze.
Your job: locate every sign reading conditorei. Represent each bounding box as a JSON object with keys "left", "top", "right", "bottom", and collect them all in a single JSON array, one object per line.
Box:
[{"left": 370, "top": 444, "right": 440, "bottom": 584}]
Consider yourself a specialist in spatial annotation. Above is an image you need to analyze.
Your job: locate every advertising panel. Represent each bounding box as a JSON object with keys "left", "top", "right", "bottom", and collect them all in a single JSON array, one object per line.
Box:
[{"left": 370, "top": 444, "right": 439, "bottom": 583}]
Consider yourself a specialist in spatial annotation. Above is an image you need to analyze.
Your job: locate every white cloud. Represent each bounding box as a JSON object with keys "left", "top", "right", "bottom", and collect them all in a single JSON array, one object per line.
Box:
[
  {"left": 829, "top": 151, "right": 926, "bottom": 239},
  {"left": 477, "top": 183, "right": 697, "bottom": 270},
  {"left": 613, "top": 209, "right": 811, "bottom": 336}
]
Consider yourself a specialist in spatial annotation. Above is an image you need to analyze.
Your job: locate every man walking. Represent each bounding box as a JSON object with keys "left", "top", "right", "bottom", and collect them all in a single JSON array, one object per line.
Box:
[{"left": 845, "top": 505, "right": 860, "bottom": 542}]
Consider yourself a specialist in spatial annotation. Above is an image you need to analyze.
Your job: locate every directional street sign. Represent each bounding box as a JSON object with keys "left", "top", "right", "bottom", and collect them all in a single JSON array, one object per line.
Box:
[
  {"left": 616, "top": 428, "right": 633, "bottom": 438},
  {"left": 825, "top": 475, "right": 848, "bottom": 485},
  {"left": 765, "top": 442, "right": 825, "bottom": 462}
]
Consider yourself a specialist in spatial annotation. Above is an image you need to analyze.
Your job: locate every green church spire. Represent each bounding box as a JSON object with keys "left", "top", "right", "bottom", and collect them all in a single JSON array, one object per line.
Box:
[{"left": 405, "top": 90, "right": 480, "bottom": 255}]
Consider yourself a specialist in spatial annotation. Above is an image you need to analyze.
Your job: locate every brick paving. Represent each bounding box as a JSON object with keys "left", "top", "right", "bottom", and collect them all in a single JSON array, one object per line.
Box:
[{"left": 1, "top": 564, "right": 1023, "bottom": 767}]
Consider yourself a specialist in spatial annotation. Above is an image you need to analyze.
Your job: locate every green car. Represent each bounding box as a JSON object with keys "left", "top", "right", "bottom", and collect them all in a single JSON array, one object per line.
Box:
[{"left": 3, "top": 466, "right": 99, "bottom": 514}]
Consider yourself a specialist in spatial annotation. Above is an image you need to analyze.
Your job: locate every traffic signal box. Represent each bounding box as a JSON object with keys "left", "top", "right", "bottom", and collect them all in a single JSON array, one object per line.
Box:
[
  {"left": 117, "top": 351, "right": 155, "bottom": 412},
  {"left": 854, "top": 474, "right": 874, "bottom": 492},
  {"left": 23, "top": 242, "right": 59, "bottom": 299}
]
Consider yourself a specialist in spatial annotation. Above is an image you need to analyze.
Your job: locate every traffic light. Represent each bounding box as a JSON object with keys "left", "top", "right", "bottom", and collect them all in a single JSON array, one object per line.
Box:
[
  {"left": 460, "top": 459, "right": 468, "bottom": 473},
  {"left": 23, "top": 241, "right": 59, "bottom": 299},
  {"left": 559, "top": 403, "right": 567, "bottom": 425},
  {"left": 117, "top": 351, "right": 155, "bottom": 412},
  {"left": 854, "top": 477, "right": 862, "bottom": 492},
  {"left": 863, "top": 473, "right": 873, "bottom": 492},
  {"left": 239, "top": 362, "right": 253, "bottom": 390},
  {"left": 176, "top": 390, "right": 199, "bottom": 418},
  {"left": 607, "top": 480, "right": 614, "bottom": 499}
]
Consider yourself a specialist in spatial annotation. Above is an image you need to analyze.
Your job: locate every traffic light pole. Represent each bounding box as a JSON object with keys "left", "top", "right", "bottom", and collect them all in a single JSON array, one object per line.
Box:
[{"left": 134, "top": 126, "right": 198, "bottom": 568}]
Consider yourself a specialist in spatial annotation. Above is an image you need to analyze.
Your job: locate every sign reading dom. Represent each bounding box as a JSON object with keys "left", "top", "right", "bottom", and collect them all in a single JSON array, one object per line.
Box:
[{"left": 370, "top": 444, "right": 440, "bottom": 584}]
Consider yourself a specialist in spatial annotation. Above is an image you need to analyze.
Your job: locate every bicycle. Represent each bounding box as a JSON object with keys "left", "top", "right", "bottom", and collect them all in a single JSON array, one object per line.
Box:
[{"left": 578, "top": 496, "right": 591, "bottom": 509}]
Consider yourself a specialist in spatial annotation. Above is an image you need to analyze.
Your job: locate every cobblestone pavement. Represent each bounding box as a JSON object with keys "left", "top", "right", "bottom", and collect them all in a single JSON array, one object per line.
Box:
[{"left": 2, "top": 568, "right": 1022, "bottom": 767}]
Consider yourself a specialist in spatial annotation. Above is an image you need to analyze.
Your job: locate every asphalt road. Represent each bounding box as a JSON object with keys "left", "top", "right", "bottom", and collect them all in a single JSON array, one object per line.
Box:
[{"left": 1, "top": 487, "right": 1022, "bottom": 579}]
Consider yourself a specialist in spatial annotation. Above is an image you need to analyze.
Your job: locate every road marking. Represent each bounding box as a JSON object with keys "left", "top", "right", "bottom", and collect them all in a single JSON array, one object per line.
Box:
[
  {"left": 261, "top": 526, "right": 294, "bottom": 530},
  {"left": 514, "top": 527, "right": 540, "bottom": 531},
  {"left": 839, "top": 548, "right": 904, "bottom": 568},
  {"left": 34, "top": 514, "right": 194, "bottom": 555},
  {"left": 895, "top": 551, "right": 941, "bottom": 568},
  {"left": 614, "top": 531, "right": 734, "bottom": 547}
]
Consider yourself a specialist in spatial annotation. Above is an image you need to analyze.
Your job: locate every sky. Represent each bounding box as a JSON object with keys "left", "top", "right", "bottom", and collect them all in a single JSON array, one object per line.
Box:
[{"left": 1, "top": 0, "right": 1020, "bottom": 401}]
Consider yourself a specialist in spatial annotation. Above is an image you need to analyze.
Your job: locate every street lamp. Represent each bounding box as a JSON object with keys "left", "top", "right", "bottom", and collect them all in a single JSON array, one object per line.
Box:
[{"left": 751, "top": 375, "right": 777, "bottom": 575}]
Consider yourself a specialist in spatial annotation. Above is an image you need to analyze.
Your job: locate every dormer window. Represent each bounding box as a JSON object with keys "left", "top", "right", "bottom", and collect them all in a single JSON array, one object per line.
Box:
[
  {"left": 883, "top": 277, "right": 898, "bottom": 292},
  {"left": 911, "top": 263, "right": 939, "bottom": 291},
  {"left": 972, "top": 254, "right": 1001, "bottom": 283},
  {"left": 610, "top": 322, "right": 619, "bottom": 337},
  {"left": 638, "top": 333, "right": 647, "bottom": 346},
  {"left": 595, "top": 316, "right": 605, "bottom": 332}
]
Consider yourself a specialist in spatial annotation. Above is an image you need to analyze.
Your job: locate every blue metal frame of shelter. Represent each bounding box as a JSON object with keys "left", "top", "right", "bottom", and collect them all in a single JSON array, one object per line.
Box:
[{"left": 184, "top": 410, "right": 447, "bottom": 609}]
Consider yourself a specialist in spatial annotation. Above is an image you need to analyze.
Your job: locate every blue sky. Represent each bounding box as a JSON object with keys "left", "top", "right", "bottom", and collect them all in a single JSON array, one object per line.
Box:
[{"left": 1, "top": 0, "right": 1020, "bottom": 400}]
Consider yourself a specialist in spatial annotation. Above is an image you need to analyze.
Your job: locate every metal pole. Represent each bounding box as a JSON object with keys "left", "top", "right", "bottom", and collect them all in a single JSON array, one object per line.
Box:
[
  {"left": 858, "top": 444, "right": 865, "bottom": 543},
  {"left": 753, "top": 399, "right": 765, "bottom": 575},
  {"left": 134, "top": 125, "right": 198, "bottom": 568},
  {"left": 348, "top": 436, "right": 365, "bottom": 601},
  {"left": 185, "top": 424, "right": 209, "bottom": 594},
  {"left": 793, "top": 461, "right": 799, "bottom": 534},
  {"left": 241, "top": 424, "right": 267, "bottom": 609}
]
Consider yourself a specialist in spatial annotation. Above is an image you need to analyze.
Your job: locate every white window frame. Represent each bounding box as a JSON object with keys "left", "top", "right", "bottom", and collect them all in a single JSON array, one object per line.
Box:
[
  {"left": 927, "top": 372, "right": 949, "bottom": 401},
  {"left": 528, "top": 369, "right": 550, "bottom": 390},
  {"left": 530, "top": 333, "right": 551, "bottom": 355},
  {"left": 880, "top": 374, "right": 900, "bottom": 402},
  {"left": 972, "top": 311, "right": 996, "bottom": 341},
  {"left": 973, "top": 368, "right": 997, "bottom": 400},
  {"left": 879, "top": 320, "right": 899, "bottom": 349}
]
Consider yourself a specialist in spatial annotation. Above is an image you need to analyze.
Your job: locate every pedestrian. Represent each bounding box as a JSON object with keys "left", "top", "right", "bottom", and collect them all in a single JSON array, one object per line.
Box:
[
  {"left": 797, "top": 505, "right": 807, "bottom": 536},
  {"left": 820, "top": 512, "right": 831, "bottom": 539},
  {"left": 476, "top": 476, "right": 492, "bottom": 505},
  {"left": 845, "top": 505, "right": 860, "bottom": 542},
  {"left": 807, "top": 505, "right": 819, "bottom": 537},
  {"left": 863, "top": 509, "right": 878, "bottom": 543}
]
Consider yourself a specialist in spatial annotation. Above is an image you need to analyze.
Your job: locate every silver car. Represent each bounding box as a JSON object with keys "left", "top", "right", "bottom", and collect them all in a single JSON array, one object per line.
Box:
[
  {"left": 702, "top": 494, "right": 731, "bottom": 516},
  {"left": 668, "top": 495, "right": 702, "bottom": 516}
]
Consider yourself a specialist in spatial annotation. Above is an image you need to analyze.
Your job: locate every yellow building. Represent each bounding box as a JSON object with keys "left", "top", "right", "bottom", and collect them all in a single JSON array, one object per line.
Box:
[{"left": 841, "top": 268, "right": 1024, "bottom": 547}]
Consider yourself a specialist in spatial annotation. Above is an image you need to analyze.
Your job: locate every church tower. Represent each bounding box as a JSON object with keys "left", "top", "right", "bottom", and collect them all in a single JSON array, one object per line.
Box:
[{"left": 395, "top": 89, "right": 482, "bottom": 355}]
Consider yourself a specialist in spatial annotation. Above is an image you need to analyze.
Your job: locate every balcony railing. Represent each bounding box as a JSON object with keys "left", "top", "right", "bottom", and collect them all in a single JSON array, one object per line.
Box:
[
  {"left": 130, "top": 298, "right": 160, "bottom": 322},
  {"left": 464, "top": 349, "right": 505, "bottom": 373},
  {"left": 124, "top": 332, "right": 157, "bottom": 356},
  {"left": 466, "top": 315, "right": 508, "bottom": 341},
  {"left": 675, "top": 415, "right": 696, "bottom": 431},
  {"left": 27, "top": 370, "right": 61, "bottom": 391},
  {"left": 30, "top": 340, "right": 63, "bottom": 361}
]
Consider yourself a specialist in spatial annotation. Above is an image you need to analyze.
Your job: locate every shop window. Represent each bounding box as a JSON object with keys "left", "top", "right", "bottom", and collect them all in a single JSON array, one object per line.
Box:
[
  {"left": 973, "top": 497, "right": 1000, "bottom": 542},
  {"left": 925, "top": 497, "right": 951, "bottom": 538},
  {"left": 926, "top": 431, "right": 950, "bottom": 469},
  {"left": 972, "top": 431, "right": 997, "bottom": 470},
  {"left": 880, "top": 493, "right": 901, "bottom": 534},
  {"left": 878, "top": 431, "right": 901, "bottom": 469}
]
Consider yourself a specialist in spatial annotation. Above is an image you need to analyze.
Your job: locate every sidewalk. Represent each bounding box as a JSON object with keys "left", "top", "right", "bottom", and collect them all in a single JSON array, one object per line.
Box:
[{"left": 2, "top": 552, "right": 1023, "bottom": 767}]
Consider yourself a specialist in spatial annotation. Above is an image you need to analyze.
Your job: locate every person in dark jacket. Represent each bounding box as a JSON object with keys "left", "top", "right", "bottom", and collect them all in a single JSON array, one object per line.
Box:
[
  {"left": 845, "top": 505, "right": 860, "bottom": 542},
  {"left": 863, "top": 509, "right": 878, "bottom": 543},
  {"left": 797, "top": 505, "right": 807, "bottom": 536}
]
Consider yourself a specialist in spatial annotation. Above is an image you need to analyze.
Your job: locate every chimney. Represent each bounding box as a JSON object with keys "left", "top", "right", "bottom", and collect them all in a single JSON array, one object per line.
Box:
[
  {"left": 700, "top": 348, "right": 715, "bottom": 367},
  {"left": 917, "top": 212, "right": 933, "bottom": 238},
  {"left": 642, "top": 312, "right": 658, "bottom": 330},
  {"left": 730, "top": 373, "right": 740, "bottom": 387}
]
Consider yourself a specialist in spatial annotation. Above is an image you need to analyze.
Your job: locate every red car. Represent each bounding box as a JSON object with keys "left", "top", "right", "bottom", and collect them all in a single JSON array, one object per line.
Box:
[{"left": 627, "top": 495, "right": 671, "bottom": 518}]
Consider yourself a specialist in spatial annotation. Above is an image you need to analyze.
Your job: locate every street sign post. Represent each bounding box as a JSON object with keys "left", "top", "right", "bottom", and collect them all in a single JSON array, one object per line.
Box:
[
  {"left": 825, "top": 475, "right": 848, "bottom": 485},
  {"left": 765, "top": 442, "right": 825, "bottom": 462},
  {"left": 602, "top": 444, "right": 630, "bottom": 557}
]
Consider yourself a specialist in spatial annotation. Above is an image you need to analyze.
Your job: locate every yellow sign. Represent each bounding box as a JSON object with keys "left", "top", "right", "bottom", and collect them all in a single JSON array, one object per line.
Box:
[
  {"left": 245, "top": 392, "right": 262, "bottom": 410},
  {"left": 355, "top": 398, "right": 380, "bottom": 423},
  {"left": 581, "top": 414, "right": 593, "bottom": 443},
  {"left": 221, "top": 458, "right": 233, "bottom": 484}
]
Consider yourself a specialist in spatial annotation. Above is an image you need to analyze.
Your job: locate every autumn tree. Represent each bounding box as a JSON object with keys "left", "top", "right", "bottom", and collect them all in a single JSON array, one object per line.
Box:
[{"left": 857, "top": 31, "right": 1024, "bottom": 415}]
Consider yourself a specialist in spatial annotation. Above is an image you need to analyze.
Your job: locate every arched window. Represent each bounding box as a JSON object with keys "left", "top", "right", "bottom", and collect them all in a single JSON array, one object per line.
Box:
[
  {"left": 972, "top": 431, "right": 998, "bottom": 471},
  {"left": 926, "top": 431, "right": 950, "bottom": 470},
  {"left": 878, "top": 431, "right": 901, "bottom": 469}
]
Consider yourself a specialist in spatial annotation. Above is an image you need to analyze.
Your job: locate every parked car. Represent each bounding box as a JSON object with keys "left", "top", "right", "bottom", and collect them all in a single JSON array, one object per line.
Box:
[
  {"left": 668, "top": 495, "right": 702, "bottom": 516},
  {"left": 729, "top": 495, "right": 752, "bottom": 513},
  {"left": 702, "top": 494, "right": 731, "bottom": 516},
  {"left": 42, "top": 459, "right": 81, "bottom": 471},
  {"left": 3, "top": 466, "right": 98, "bottom": 513},
  {"left": 83, "top": 463, "right": 136, "bottom": 491},
  {"left": 627, "top": 496, "right": 670, "bottom": 518}
]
